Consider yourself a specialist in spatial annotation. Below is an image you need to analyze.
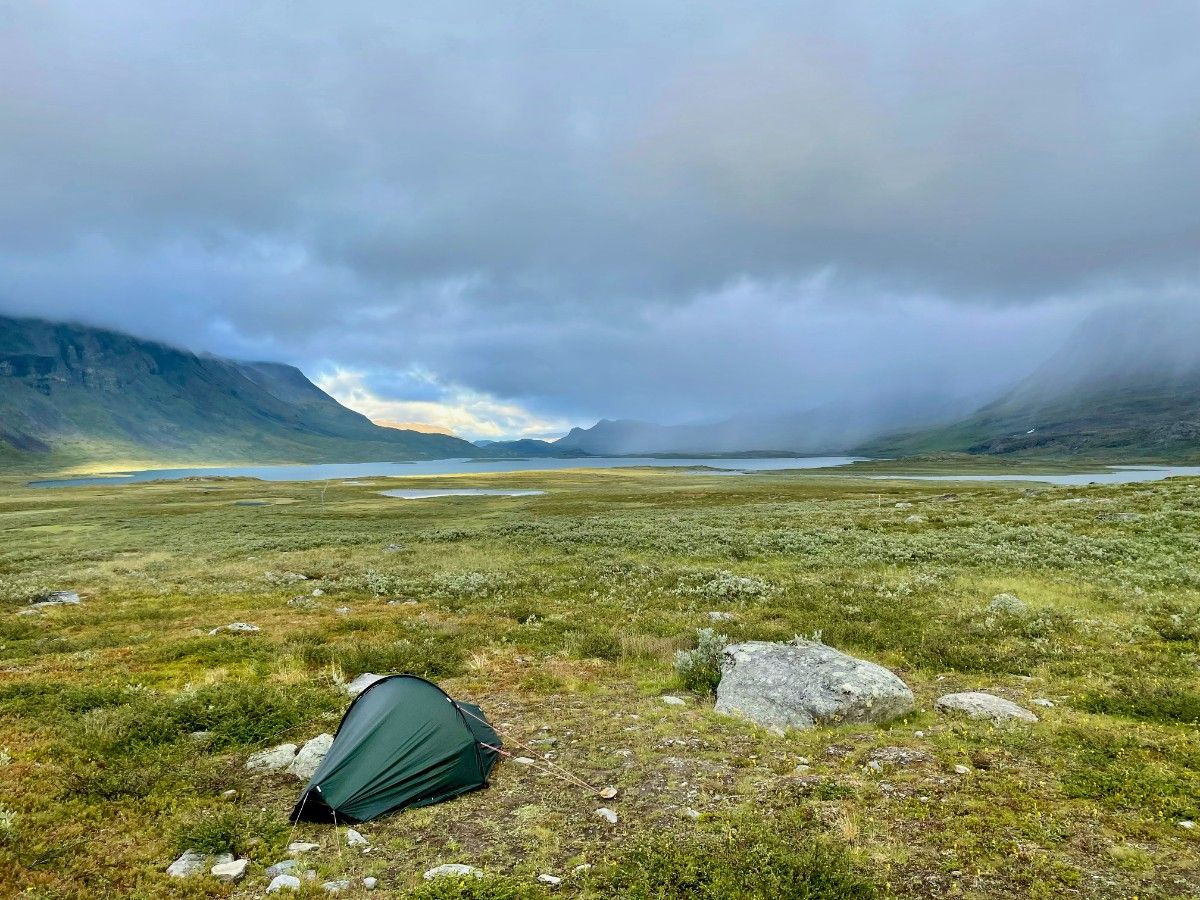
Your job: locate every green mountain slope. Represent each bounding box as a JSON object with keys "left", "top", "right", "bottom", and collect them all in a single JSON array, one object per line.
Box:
[{"left": 0, "top": 316, "right": 484, "bottom": 465}]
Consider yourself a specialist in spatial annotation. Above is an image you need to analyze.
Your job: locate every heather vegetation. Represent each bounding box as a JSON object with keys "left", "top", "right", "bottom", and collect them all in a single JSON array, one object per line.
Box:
[{"left": 0, "top": 466, "right": 1197, "bottom": 897}]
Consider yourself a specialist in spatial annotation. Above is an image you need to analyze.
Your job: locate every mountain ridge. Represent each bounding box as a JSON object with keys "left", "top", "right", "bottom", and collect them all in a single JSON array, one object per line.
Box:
[{"left": 0, "top": 315, "right": 486, "bottom": 465}]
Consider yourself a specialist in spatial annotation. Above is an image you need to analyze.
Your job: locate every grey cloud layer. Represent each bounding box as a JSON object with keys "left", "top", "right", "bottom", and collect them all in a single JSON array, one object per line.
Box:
[{"left": 1, "top": 2, "right": 1197, "bottom": 430}]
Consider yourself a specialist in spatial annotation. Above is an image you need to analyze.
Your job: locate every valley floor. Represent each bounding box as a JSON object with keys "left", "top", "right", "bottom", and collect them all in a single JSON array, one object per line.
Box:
[{"left": 0, "top": 467, "right": 1197, "bottom": 898}]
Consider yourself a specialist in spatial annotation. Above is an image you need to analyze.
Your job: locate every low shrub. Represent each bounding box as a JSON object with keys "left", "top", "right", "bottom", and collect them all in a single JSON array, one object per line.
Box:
[
  {"left": 402, "top": 876, "right": 548, "bottom": 900},
  {"left": 674, "top": 628, "right": 729, "bottom": 694},
  {"left": 173, "top": 805, "right": 287, "bottom": 856},
  {"left": 582, "top": 810, "right": 877, "bottom": 899},
  {"left": 297, "top": 635, "right": 465, "bottom": 679}
]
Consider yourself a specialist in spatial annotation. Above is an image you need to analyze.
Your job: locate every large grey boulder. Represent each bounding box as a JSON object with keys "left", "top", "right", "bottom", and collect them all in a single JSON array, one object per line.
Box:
[
  {"left": 715, "top": 640, "right": 914, "bottom": 731},
  {"left": 288, "top": 733, "right": 334, "bottom": 781},
  {"left": 936, "top": 692, "right": 1038, "bottom": 723}
]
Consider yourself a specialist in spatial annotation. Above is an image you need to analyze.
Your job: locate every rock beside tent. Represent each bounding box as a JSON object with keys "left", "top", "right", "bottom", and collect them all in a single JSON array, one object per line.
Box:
[
  {"left": 245, "top": 734, "right": 333, "bottom": 778},
  {"left": 715, "top": 639, "right": 914, "bottom": 731}
]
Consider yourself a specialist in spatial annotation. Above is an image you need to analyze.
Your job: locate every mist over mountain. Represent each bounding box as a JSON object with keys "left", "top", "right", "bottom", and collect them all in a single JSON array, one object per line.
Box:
[
  {"left": 553, "top": 391, "right": 979, "bottom": 456},
  {"left": 867, "top": 303, "right": 1200, "bottom": 460},
  {"left": 0, "top": 316, "right": 483, "bottom": 465}
]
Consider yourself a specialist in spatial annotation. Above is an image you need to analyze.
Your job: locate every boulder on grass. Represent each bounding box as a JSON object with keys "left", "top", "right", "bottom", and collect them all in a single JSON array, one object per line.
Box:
[
  {"left": 246, "top": 743, "right": 298, "bottom": 772},
  {"left": 935, "top": 692, "right": 1038, "bottom": 723},
  {"left": 30, "top": 591, "right": 81, "bottom": 608},
  {"left": 166, "top": 850, "right": 207, "bottom": 878},
  {"left": 211, "top": 858, "right": 248, "bottom": 882},
  {"left": 288, "top": 733, "right": 334, "bottom": 781},
  {"left": 715, "top": 640, "right": 914, "bottom": 731}
]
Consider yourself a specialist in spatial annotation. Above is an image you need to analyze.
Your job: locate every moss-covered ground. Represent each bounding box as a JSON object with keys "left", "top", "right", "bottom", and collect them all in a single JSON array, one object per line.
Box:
[{"left": 0, "top": 466, "right": 1197, "bottom": 898}]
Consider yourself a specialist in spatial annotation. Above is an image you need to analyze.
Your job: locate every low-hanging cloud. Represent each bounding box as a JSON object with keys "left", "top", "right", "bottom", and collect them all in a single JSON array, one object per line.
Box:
[{"left": 1, "top": 2, "right": 1197, "bottom": 437}]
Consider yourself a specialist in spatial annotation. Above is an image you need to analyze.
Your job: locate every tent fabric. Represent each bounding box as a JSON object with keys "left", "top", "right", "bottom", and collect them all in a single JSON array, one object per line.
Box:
[{"left": 290, "top": 675, "right": 501, "bottom": 824}]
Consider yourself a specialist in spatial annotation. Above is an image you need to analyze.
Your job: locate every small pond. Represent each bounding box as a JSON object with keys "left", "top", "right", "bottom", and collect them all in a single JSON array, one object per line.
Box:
[{"left": 378, "top": 489, "right": 546, "bottom": 500}]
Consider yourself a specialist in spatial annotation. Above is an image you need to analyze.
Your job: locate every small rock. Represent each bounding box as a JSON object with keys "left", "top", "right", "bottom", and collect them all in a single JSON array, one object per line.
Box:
[
  {"left": 1179, "top": 820, "right": 1195, "bottom": 830},
  {"left": 267, "top": 874, "right": 302, "bottom": 892},
  {"left": 345, "top": 828, "right": 368, "bottom": 847},
  {"left": 660, "top": 695, "right": 686, "bottom": 706},
  {"left": 953, "top": 764, "right": 971, "bottom": 775},
  {"left": 595, "top": 807, "right": 618, "bottom": 824},
  {"left": 384, "top": 543, "right": 404, "bottom": 552},
  {"left": 684, "top": 807, "right": 701, "bottom": 821},
  {"left": 220, "top": 789, "right": 238, "bottom": 801},
  {"left": 288, "top": 733, "right": 334, "bottom": 781},
  {"left": 598, "top": 786, "right": 618, "bottom": 800},
  {"left": 322, "top": 880, "right": 351, "bottom": 893},
  {"left": 266, "top": 860, "right": 297, "bottom": 878},
  {"left": 346, "top": 672, "right": 386, "bottom": 698},
  {"left": 246, "top": 743, "right": 298, "bottom": 772},
  {"left": 513, "top": 756, "right": 537, "bottom": 766},
  {"left": 936, "top": 692, "right": 1038, "bottom": 723},
  {"left": 867, "top": 746, "right": 933, "bottom": 768},
  {"left": 210, "top": 858, "right": 248, "bottom": 882},
  {"left": 905, "top": 514, "right": 925, "bottom": 524},
  {"left": 793, "top": 764, "right": 811, "bottom": 774},
  {"left": 796, "top": 756, "right": 810, "bottom": 765},
  {"left": 1032, "top": 698, "right": 1055, "bottom": 708},
  {"left": 167, "top": 849, "right": 207, "bottom": 878},
  {"left": 987, "top": 593, "right": 1028, "bottom": 615},
  {"left": 335, "top": 606, "right": 352, "bottom": 615},
  {"left": 209, "top": 622, "right": 261, "bottom": 636},
  {"left": 574, "top": 864, "right": 593, "bottom": 873},
  {"left": 288, "top": 841, "right": 320, "bottom": 855},
  {"left": 363, "top": 876, "right": 378, "bottom": 890},
  {"left": 424, "top": 864, "right": 484, "bottom": 880},
  {"left": 865, "top": 760, "right": 883, "bottom": 773},
  {"left": 707, "top": 611, "right": 736, "bottom": 621},
  {"left": 312, "top": 588, "right": 325, "bottom": 596},
  {"left": 30, "top": 591, "right": 82, "bottom": 608},
  {"left": 894, "top": 502, "right": 913, "bottom": 509},
  {"left": 538, "top": 874, "right": 562, "bottom": 886}
]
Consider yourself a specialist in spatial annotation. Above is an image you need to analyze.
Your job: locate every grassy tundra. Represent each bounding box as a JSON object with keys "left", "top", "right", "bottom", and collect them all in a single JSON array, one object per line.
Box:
[{"left": 0, "top": 467, "right": 1197, "bottom": 898}]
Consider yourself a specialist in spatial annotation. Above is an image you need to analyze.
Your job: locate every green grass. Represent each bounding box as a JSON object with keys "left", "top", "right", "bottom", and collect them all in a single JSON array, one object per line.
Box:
[{"left": 0, "top": 466, "right": 1197, "bottom": 897}]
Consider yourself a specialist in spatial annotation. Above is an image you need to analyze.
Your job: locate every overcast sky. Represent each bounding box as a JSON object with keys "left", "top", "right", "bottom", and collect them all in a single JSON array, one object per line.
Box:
[{"left": 1, "top": 2, "right": 1197, "bottom": 438}]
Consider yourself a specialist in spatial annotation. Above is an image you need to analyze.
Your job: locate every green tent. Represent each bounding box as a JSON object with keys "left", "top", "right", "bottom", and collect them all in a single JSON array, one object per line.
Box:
[{"left": 290, "top": 675, "right": 502, "bottom": 824}]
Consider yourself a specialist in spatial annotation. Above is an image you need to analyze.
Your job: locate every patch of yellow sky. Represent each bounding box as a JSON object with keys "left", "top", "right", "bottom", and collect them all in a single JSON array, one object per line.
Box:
[{"left": 316, "top": 368, "right": 572, "bottom": 442}]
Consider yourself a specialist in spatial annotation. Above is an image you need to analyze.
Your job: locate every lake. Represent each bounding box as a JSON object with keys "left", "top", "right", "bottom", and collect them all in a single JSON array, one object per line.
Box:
[
  {"left": 25, "top": 458, "right": 1200, "bottom": 489},
  {"left": 27, "top": 456, "right": 862, "bottom": 488}
]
